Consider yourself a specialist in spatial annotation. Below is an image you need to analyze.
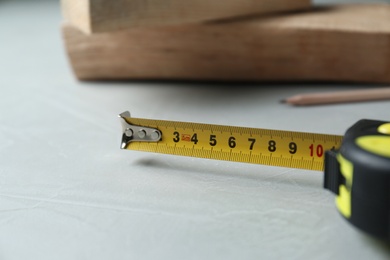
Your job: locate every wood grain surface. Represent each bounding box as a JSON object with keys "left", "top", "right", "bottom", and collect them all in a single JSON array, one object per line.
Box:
[
  {"left": 62, "top": 4, "right": 390, "bottom": 83},
  {"left": 61, "top": 0, "right": 311, "bottom": 34}
]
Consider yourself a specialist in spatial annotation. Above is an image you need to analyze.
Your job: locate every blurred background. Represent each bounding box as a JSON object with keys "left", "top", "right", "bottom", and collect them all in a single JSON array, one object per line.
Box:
[{"left": 1, "top": 1, "right": 390, "bottom": 260}]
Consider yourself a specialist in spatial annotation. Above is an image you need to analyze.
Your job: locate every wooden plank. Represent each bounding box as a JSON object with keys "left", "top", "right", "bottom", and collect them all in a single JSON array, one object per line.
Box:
[
  {"left": 62, "top": 4, "right": 390, "bottom": 83},
  {"left": 61, "top": 0, "right": 311, "bottom": 34}
]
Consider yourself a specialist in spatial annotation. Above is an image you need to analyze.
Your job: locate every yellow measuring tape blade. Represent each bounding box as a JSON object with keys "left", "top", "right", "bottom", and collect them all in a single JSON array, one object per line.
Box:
[{"left": 121, "top": 115, "right": 343, "bottom": 171}]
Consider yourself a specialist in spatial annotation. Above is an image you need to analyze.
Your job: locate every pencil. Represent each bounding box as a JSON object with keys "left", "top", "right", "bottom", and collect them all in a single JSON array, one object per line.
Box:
[{"left": 281, "top": 87, "right": 390, "bottom": 106}]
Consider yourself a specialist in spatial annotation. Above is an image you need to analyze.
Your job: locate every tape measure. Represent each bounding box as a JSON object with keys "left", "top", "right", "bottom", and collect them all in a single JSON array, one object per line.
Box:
[{"left": 118, "top": 111, "right": 390, "bottom": 240}]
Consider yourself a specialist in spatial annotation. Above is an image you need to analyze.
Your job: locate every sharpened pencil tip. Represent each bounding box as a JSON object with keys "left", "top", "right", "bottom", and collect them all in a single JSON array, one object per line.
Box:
[{"left": 280, "top": 99, "right": 287, "bottom": 104}]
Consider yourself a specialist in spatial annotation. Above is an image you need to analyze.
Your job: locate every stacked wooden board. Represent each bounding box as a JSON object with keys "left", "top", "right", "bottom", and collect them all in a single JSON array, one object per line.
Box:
[{"left": 61, "top": 1, "right": 390, "bottom": 83}]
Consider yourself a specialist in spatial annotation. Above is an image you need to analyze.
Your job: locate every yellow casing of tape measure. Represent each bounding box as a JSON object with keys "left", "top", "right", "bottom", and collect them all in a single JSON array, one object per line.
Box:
[{"left": 335, "top": 154, "right": 353, "bottom": 218}]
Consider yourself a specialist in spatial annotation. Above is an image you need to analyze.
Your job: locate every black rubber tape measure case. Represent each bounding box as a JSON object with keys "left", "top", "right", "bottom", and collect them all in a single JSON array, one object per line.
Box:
[{"left": 324, "top": 119, "right": 390, "bottom": 240}]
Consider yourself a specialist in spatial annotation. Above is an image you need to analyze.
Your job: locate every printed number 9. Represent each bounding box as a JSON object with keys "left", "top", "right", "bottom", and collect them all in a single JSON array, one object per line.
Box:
[{"left": 289, "top": 142, "right": 297, "bottom": 154}]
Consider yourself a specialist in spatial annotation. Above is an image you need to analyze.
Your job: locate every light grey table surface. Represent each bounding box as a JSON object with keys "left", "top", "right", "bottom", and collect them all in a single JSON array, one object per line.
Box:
[{"left": 1, "top": 0, "right": 390, "bottom": 259}]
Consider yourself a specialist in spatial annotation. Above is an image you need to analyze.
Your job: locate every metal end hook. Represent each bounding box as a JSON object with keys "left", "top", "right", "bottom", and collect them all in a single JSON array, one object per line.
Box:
[
  {"left": 119, "top": 111, "right": 131, "bottom": 118},
  {"left": 119, "top": 111, "right": 132, "bottom": 149},
  {"left": 118, "top": 111, "right": 161, "bottom": 149}
]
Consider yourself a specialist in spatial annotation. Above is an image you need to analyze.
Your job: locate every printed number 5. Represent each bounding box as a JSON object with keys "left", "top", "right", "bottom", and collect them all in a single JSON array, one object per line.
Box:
[{"left": 209, "top": 135, "right": 217, "bottom": 146}]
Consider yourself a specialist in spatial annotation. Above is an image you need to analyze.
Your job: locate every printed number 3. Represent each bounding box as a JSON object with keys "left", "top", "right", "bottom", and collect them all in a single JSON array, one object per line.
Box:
[{"left": 173, "top": 131, "right": 180, "bottom": 142}]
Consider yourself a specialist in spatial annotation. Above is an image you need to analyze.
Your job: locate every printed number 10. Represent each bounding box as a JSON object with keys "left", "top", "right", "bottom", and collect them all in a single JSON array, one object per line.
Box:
[{"left": 309, "top": 144, "right": 323, "bottom": 157}]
